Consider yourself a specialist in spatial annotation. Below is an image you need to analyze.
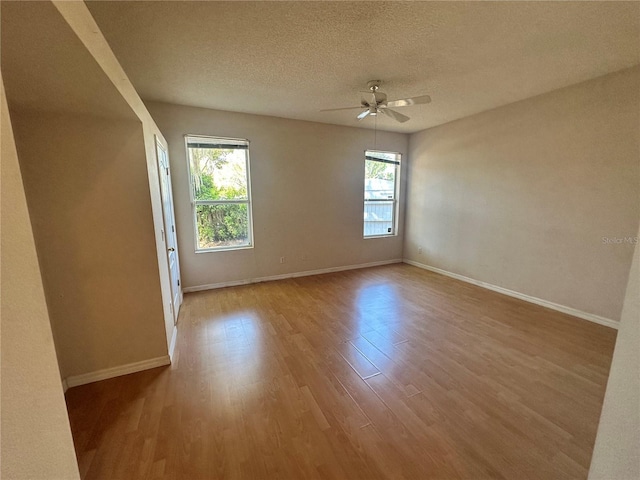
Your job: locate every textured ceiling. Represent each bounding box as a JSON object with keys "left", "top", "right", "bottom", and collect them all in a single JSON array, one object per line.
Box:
[{"left": 87, "top": 1, "right": 640, "bottom": 133}]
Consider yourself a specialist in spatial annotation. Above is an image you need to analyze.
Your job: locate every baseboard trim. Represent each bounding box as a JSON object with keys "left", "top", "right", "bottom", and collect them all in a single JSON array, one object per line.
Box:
[
  {"left": 183, "top": 259, "right": 403, "bottom": 293},
  {"left": 403, "top": 259, "right": 619, "bottom": 330},
  {"left": 61, "top": 378, "right": 69, "bottom": 393},
  {"left": 168, "top": 325, "right": 178, "bottom": 361},
  {"left": 64, "top": 355, "right": 171, "bottom": 389}
]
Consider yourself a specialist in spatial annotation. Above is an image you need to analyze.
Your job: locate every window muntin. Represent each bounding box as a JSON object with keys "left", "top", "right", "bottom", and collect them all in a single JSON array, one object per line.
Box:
[
  {"left": 364, "top": 150, "right": 400, "bottom": 238},
  {"left": 186, "top": 136, "right": 253, "bottom": 251}
]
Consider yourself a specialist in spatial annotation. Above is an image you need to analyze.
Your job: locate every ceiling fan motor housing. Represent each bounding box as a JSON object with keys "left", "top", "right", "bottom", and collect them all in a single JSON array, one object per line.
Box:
[
  {"left": 361, "top": 90, "right": 387, "bottom": 108},
  {"left": 366, "top": 80, "right": 386, "bottom": 107}
]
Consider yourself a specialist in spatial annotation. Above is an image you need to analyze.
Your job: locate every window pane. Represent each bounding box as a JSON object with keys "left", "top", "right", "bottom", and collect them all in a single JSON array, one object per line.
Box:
[
  {"left": 364, "top": 200, "right": 395, "bottom": 236},
  {"left": 364, "top": 151, "right": 400, "bottom": 237},
  {"left": 189, "top": 147, "right": 248, "bottom": 201},
  {"left": 196, "top": 204, "right": 249, "bottom": 249},
  {"left": 365, "top": 159, "right": 396, "bottom": 200}
]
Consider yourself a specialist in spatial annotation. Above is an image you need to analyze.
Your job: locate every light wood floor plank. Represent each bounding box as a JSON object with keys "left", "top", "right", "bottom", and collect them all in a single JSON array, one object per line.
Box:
[{"left": 65, "top": 264, "right": 616, "bottom": 479}]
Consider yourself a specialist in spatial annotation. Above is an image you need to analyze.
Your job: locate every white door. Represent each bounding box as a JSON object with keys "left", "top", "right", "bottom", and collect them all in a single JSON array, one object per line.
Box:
[{"left": 156, "top": 137, "right": 182, "bottom": 324}]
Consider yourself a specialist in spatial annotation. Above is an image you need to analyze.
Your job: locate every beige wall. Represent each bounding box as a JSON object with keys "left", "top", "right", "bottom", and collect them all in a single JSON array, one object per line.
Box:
[
  {"left": 10, "top": 110, "right": 169, "bottom": 378},
  {"left": 147, "top": 102, "right": 409, "bottom": 289},
  {"left": 589, "top": 224, "right": 640, "bottom": 479},
  {"left": 50, "top": 0, "right": 181, "bottom": 356},
  {"left": 1, "top": 80, "right": 79, "bottom": 479},
  {"left": 405, "top": 67, "right": 640, "bottom": 322}
]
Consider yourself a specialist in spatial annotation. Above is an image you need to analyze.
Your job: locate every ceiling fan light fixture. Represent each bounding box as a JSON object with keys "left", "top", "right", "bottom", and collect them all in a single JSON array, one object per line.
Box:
[{"left": 321, "top": 80, "right": 431, "bottom": 123}]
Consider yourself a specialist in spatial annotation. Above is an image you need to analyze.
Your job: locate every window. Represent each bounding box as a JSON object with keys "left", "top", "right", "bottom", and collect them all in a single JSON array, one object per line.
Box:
[
  {"left": 364, "top": 150, "right": 400, "bottom": 237},
  {"left": 186, "top": 135, "right": 253, "bottom": 252}
]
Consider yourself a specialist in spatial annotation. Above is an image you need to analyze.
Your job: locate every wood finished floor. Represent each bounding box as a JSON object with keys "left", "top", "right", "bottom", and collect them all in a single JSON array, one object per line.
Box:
[{"left": 65, "top": 264, "right": 617, "bottom": 480}]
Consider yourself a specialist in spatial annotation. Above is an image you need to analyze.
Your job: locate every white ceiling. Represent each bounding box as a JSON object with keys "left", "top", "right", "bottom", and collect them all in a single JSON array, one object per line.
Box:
[{"left": 87, "top": 1, "right": 640, "bottom": 134}]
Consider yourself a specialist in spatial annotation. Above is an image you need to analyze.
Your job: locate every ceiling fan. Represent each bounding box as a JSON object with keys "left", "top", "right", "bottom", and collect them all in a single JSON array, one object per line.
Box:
[{"left": 321, "top": 80, "right": 431, "bottom": 123}]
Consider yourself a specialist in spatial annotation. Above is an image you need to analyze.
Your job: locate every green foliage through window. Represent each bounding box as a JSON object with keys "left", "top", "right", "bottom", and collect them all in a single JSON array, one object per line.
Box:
[
  {"left": 196, "top": 204, "right": 248, "bottom": 248},
  {"left": 365, "top": 159, "right": 394, "bottom": 181},
  {"left": 187, "top": 138, "right": 252, "bottom": 250}
]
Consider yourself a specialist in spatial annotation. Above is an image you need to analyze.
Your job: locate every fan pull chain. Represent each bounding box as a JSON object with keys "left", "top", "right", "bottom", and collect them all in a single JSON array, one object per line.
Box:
[{"left": 374, "top": 115, "right": 377, "bottom": 150}]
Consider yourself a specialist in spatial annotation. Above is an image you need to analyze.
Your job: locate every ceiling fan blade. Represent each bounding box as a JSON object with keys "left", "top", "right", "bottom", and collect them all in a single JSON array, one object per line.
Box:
[
  {"left": 380, "top": 108, "right": 410, "bottom": 123},
  {"left": 357, "top": 109, "right": 371, "bottom": 121},
  {"left": 386, "top": 94, "right": 432, "bottom": 108},
  {"left": 320, "top": 105, "right": 367, "bottom": 112}
]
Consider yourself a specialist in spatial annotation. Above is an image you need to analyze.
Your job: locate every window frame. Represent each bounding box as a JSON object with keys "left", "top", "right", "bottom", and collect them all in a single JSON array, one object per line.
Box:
[
  {"left": 185, "top": 134, "right": 255, "bottom": 253},
  {"left": 363, "top": 149, "right": 401, "bottom": 239}
]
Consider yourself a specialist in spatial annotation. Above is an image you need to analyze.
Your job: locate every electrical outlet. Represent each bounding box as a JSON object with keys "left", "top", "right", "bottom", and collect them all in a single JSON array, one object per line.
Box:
[
  {"left": 418, "top": 247, "right": 423, "bottom": 255},
  {"left": 280, "top": 256, "right": 286, "bottom": 264}
]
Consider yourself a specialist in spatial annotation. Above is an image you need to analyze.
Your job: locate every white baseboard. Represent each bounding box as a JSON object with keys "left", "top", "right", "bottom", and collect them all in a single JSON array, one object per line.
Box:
[
  {"left": 403, "top": 259, "right": 619, "bottom": 330},
  {"left": 64, "top": 355, "right": 171, "bottom": 390},
  {"left": 183, "top": 259, "right": 403, "bottom": 293},
  {"left": 61, "top": 378, "right": 69, "bottom": 393},
  {"left": 168, "top": 325, "right": 178, "bottom": 361}
]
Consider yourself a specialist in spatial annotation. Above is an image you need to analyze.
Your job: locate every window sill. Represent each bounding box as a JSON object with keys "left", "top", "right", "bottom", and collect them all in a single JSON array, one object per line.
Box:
[
  {"left": 363, "top": 234, "right": 397, "bottom": 239},
  {"left": 195, "top": 244, "right": 254, "bottom": 254}
]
